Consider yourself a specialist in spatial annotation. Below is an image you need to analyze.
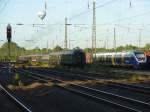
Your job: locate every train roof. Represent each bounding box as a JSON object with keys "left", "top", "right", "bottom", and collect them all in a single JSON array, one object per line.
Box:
[
  {"left": 95, "top": 51, "right": 144, "bottom": 56},
  {"left": 19, "top": 54, "right": 49, "bottom": 57},
  {"left": 49, "top": 49, "right": 83, "bottom": 55}
]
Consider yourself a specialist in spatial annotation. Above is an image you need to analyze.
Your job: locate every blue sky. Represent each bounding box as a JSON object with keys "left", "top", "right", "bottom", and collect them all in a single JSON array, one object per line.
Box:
[{"left": 0, "top": 0, "right": 150, "bottom": 49}]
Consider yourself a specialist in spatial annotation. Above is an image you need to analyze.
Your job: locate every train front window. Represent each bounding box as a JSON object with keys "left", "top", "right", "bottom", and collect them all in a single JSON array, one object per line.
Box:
[{"left": 135, "top": 52, "right": 145, "bottom": 61}]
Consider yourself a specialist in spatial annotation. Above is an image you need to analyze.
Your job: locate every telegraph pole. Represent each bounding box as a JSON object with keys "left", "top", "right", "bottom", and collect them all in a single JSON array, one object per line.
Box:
[
  {"left": 113, "top": 28, "right": 116, "bottom": 52},
  {"left": 64, "top": 17, "right": 68, "bottom": 50},
  {"left": 92, "top": 0, "right": 96, "bottom": 62}
]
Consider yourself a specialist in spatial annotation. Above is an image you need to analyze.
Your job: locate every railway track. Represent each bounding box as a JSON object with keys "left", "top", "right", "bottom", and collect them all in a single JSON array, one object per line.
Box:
[
  {"left": 0, "top": 84, "right": 32, "bottom": 112},
  {"left": 17, "top": 68, "right": 150, "bottom": 112},
  {"left": 29, "top": 67, "right": 150, "bottom": 95}
]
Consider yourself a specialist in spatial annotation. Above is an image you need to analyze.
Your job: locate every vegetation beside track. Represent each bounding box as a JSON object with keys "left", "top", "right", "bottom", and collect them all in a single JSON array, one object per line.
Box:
[{"left": 52, "top": 64, "right": 150, "bottom": 83}]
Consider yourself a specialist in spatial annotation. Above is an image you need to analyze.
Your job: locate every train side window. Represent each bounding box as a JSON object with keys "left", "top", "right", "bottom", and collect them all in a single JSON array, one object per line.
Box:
[
  {"left": 129, "top": 55, "right": 135, "bottom": 61},
  {"left": 105, "top": 55, "right": 107, "bottom": 62},
  {"left": 116, "top": 55, "right": 122, "bottom": 63},
  {"left": 100, "top": 56, "right": 102, "bottom": 62},
  {"left": 125, "top": 54, "right": 129, "bottom": 61},
  {"left": 98, "top": 56, "right": 101, "bottom": 62}
]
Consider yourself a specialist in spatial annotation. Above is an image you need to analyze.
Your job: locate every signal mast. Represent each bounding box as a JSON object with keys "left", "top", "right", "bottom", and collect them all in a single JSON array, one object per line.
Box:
[{"left": 6, "top": 24, "right": 12, "bottom": 59}]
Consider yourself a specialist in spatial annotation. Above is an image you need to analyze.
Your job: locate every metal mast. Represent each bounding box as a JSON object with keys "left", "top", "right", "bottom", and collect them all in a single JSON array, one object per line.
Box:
[
  {"left": 92, "top": 0, "right": 96, "bottom": 59},
  {"left": 64, "top": 17, "right": 68, "bottom": 49},
  {"left": 138, "top": 29, "right": 142, "bottom": 48},
  {"left": 113, "top": 28, "right": 116, "bottom": 52}
]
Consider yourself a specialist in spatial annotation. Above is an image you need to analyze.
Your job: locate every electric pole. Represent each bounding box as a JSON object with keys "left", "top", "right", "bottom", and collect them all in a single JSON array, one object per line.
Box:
[
  {"left": 113, "top": 28, "right": 116, "bottom": 52},
  {"left": 47, "top": 41, "right": 49, "bottom": 53},
  {"left": 69, "top": 39, "right": 75, "bottom": 49},
  {"left": 92, "top": 0, "right": 96, "bottom": 61},
  {"left": 64, "top": 17, "right": 68, "bottom": 50},
  {"left": 138, "top": 29, "right": 142, "bottom": 49},
  {"left": 52, "top": 40, "right": 55, "bottom": 49},
  {"left": 105, "top": 29, "right": 109, "bottom": 49},
  {"left": 86, "top": 40, "right": 89, "bottom": 48}
]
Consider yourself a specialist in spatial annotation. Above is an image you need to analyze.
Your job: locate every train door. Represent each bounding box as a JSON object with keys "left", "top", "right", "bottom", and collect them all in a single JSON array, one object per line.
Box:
[
  {"left": 115, "top": 54, "right": 122, "bottom": 65},
  {"left": 121, "top": 53, "right": 125, "bottom": 66},
  {"left": 112, "top": 54, "right": 115, "bottom": 65}
]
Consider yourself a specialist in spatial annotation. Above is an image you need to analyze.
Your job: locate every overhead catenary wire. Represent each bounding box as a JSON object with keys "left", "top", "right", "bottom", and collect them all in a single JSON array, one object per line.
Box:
[
  {"left": 69, "top": 0, "right": 119, "bottom": 21},
  {"left": 1, "top": 0, "right": 149, "bottom": 49},
  {"left": 0, "top": 0, "right": 10, "bottom": 15}
]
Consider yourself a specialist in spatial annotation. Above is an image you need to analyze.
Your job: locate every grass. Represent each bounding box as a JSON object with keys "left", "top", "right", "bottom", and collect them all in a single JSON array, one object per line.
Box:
[{"left": 12, "top": 73, "right": 24, "bottom": 86}]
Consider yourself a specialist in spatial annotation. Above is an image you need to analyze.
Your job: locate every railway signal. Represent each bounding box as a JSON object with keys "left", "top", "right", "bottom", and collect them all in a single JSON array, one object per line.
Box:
[
  {"left": 7, "top": 24, "right": 12, "bottom": 43},
  {"left": 6, "top": 24, "right": 12, "bottom": 60}
]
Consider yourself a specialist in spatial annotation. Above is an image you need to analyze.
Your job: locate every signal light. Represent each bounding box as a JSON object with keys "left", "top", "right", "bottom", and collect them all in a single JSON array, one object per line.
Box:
[{"left": 7, "top": 24, "right": 12, "bottom": 42}]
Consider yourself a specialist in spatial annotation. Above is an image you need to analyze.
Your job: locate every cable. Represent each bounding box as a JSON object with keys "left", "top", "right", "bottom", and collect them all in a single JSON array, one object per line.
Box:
[
  {"left": 0, "top": 0, "right": 9, "bottom": 15},
  {"left": 69, "top": 0, "right": 119, "bottom": 21},
  {"left": 109, "top": 10, "right": 150, "bottom": 24}
]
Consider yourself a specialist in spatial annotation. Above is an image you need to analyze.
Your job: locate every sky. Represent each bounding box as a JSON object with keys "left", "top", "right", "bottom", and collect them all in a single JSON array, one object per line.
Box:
[{"left": 0, "top": 0, "right": 150, "bottom": 49}]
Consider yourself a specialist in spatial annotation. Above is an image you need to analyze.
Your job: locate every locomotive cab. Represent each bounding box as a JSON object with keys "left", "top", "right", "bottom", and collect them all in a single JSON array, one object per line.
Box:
[{"left": 134, "top": 52, "right": 146, "bottom": 62}]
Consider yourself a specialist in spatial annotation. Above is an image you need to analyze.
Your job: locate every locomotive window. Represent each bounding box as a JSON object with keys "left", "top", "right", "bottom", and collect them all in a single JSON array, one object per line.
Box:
[
  {"left": 129, "top": 55, "right": 135, "bottom": 61},
  {"left": 125, "top": 54, "right": 130, "bottom": 60},
  {"left": 135, "top": 52, "right": 145, "bottom": 61}
]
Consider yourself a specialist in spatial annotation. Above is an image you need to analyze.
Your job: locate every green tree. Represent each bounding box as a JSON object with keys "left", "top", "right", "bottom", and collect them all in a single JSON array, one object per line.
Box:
[
  {"left": 145, "top": 43, "right": 150, "bottom": 50},
  {"left": 53, "top": 45, "right": 63, "bottom": 52},
  {"left": 84, "top": 48, "right": 92, "bottom": 53},
  {"left": 0, "top": 42, "right": 25, "bottom": 60}
]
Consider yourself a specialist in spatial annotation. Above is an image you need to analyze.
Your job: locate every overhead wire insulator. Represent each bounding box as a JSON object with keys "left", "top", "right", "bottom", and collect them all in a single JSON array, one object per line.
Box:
[
  {"left": 45, "top": 0, "right": 47, "bottom": 10},
  {"left": 129, "top": 0, "right": 132, "bottom": 8},
  {"left": 88, "top": 1, "right": 90, "bottom": 9}
]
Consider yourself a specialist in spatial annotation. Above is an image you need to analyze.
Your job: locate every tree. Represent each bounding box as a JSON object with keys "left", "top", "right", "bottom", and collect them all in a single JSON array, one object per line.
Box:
[
  {"left": 116, "top": 46, "right": 124, "bottom": 51},
  {"left": 42, "top": 48, "right": 48, "bottom": 54},
  {"left": 145, "top": 43, "right": 150, "bottom": 50},
  {"left": 53, "top": 45, "right": 63, "bottom": 52},
  {"left": 84, "top": 48, "right": 92, "bottom": 53},
  {"left": 0, "top": 42, "right": 25, "bottom": 60}
]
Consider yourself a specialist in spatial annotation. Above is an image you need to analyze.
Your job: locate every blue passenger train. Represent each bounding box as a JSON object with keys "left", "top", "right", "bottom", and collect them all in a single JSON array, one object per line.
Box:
[{"left": 95, "top": 51, "right": 147, "bottom": 69}]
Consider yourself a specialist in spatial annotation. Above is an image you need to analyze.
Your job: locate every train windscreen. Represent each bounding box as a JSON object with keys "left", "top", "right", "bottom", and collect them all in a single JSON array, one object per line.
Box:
[{"left": 135, "top": 52, "right": 145, "bottom": 61}]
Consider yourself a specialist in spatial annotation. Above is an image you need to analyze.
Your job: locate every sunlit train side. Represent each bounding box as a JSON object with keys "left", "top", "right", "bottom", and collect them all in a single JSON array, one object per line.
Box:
[
  {"left": 95, "top": 51, "right": 147, "bottom": 69},
  {"left": 17, "top": 49, "right": 86, "bottom": 68},
  {"left": 49, "top": 49, "right": 85, "bottom": 67},
  {"left": 17, "top": 54, "right": 49, "bottom": 66},
  {"left": 17, "top": 55, "right": 31, "bottom": 64}
]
